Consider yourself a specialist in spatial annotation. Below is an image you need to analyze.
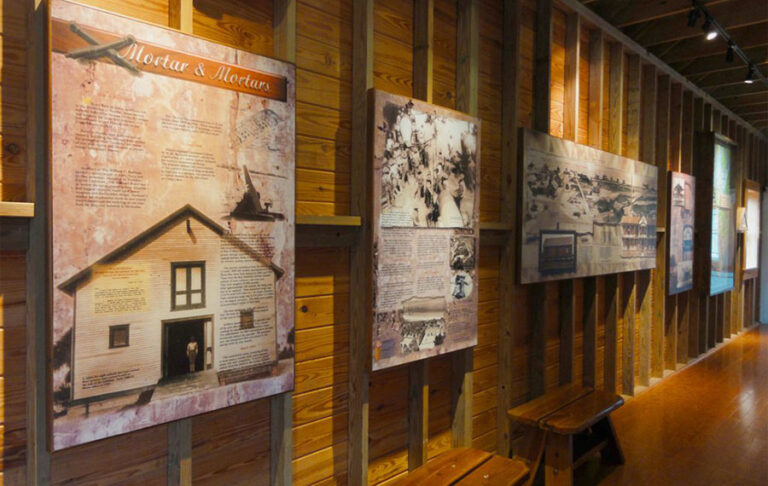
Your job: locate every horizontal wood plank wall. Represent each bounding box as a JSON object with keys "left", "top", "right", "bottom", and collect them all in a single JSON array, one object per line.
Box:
[{"left": 1, "top": 1, "right": 767, "bottom": 485}]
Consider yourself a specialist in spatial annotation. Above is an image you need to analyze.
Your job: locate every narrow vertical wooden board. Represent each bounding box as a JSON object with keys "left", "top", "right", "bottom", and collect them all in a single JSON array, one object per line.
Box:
[
  {"left": 689, "top": 96, "right": 703, "bottom": 358},
  {"left": 716, "top": 294, "right": 725, "bottom": 343},
  {"left": 271, "top": 3, "right": 295, "bottom": 483},
  {"left": 452, "top": 0, "right": 478, "bottom": 448},
  {"left": 408, "top": 0, "right": 433, "bottom": 468},
  {"left": 27, "top": 0, "right": 52, "bottom": 484},
  {"left": 168, "top": 419, "right": 192, "bottom": 486},
  {"left": 707, "top": 295, "right": 717, "bottom": 349},
  {"left": 664, "top": 293, "right": 677, "bottom": 371},
  {"left": 699, "top": 292, "right": 709, "bottom": 353},
  {"left": 408, "top": 361, "right": 429, "bottom": 469},
  {"left": 678, "top": 91, "right": 694, "bottom": 364},
  {"left": 530, "top": 284, "right": 548, "bottom": 397},
  {"left": 348, "top": 1, "right": 374, "bottom": 484},
  {"left": 603, "top": 274, "right": 618, "bottom": 392},
  {"left": 651, "top": 74, "right": 670, "bottom": 378},
  {"left": 712, "top": 109, "right": 721, "bottom": 133},
  {"left": 663, "top": 82, "right": 681, "bottom": 371},
  {"left": 558, "top": 279, "right": 575, "bottom": 386},
  {"left": 169, "top": 0, "right": 193, "bottom": 33},
  {"left": 622, "top": 273, "right": 636, "bottom": 394},
  {"left": 607, "top": 43, "right": 623, "bottom": 154},
  {"left": 413, "top": 0, "right": 434, "bottom": 103},
  {"left": 588, "top": 29, "right": 604, "bottom": 149},
  {"left": 273, "top": 0, "right": 296, "bottom": 63},
  {"left": 534, "top": 0, "right": 552, "bottom": 134},
  {"left": 625, "top": 54, "right": 641, "bottom": 392},
  {"left": 637, "top": 64, "right": 656, "bottom": 385},
  {"left": 563, "top": 13, "right": 580, "bottom": 142},
  {"left": 582, "top": 277, "right": 598, "bottom": 387},
  {"left": 703, "top": 103, "right": 712, "bottom": 131},
  {"left": 497, "top": 0, "right": 522, "bottom": 456}
]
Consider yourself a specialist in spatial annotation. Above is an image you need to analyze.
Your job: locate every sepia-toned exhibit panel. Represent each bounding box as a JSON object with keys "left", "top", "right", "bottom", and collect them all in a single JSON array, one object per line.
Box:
[
  {"left": 519, "top": 129, "right": 658, "bottom": 284},
  {"left": 668, "top": 172, "right": 696, "bottom": 295},
  {"left": 49, "top": 0, "right": 295, "bottom": 449},
  {"left": 743, "top": 179, "right": 760, "bottom": 279},
  {"left": 370, "top": 90, "right": 480, "bottom": 371}
]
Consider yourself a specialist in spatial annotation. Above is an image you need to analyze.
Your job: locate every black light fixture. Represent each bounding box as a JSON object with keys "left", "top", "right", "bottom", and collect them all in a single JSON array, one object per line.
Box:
[
  {"left": 702, "top": 17, "right": 717, "bottom": 40},
  {"left": 745, "top": 65, "right": 755, "bottom": 84},
  {"left": 687, "top": 8, "right": 701, "bottom": 27},
  {"left": 726, "top": 42, "right": 734, "bottom": 63}
]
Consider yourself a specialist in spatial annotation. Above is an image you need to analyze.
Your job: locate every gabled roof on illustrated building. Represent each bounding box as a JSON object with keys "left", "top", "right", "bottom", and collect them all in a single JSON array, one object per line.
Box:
[{"left": 58, "top": 204, "right": 285, "bottom": 294}]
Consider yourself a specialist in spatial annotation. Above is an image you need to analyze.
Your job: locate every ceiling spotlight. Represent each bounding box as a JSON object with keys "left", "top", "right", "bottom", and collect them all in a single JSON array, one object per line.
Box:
[
  {"left": 725, "top": 42, "right": 734, "bottom": 62},
  {"left": 744, "top": 65, "right": 755, "bottom": 84},
  {"left": 687, "top": 8, "right": 701, "bottom": 27},
  {"left": 702, "top": 18, "right": 717, "bottom": 40}
]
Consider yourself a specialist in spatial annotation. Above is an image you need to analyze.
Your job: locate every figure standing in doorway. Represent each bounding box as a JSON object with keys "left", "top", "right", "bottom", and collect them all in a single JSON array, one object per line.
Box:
[{"left": 186, "top": 336, "right": 198, "bottom": 373}]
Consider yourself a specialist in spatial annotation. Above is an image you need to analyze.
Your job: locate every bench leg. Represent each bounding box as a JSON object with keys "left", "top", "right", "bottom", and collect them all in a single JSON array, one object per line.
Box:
[
  {"left": 514, "top": 427, "right": 547, "bottom": 486},
  {"left": 545, "top": 433, "right": 573, "bottom": 486},
  {"left": 593, "top": 416, "right": 625, "bottom": 465}
]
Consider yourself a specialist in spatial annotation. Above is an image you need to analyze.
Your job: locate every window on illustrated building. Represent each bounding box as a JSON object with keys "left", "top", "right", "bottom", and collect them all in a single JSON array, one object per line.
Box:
[
  {"left": 109, "top": 324, "right": 130, "bottom": 349},
  {"left": 172, "top": 261, "right": 206, "bottom": 310}
]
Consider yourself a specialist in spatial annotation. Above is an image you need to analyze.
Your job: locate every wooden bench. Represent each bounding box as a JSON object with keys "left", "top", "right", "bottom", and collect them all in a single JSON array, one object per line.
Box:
[
  {"left": 391, "top": 447, "right": 530, "bottom": 486},
  {"left": 507, "top": 384, "right": 624, "bottom": 486}
]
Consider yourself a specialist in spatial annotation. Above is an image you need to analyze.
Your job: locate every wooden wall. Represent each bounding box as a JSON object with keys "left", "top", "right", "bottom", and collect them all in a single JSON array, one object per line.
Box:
[{"left": 1, "top": 0, "right": 767, "bottom": 485}]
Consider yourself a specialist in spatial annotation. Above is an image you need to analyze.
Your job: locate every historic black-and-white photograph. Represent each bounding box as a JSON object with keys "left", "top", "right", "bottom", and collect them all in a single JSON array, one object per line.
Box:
[
  {"left": 377, "top": 100, "right": 478, "bottom": 229},
  {"left": 450, "top": 235, "right": 476, "bottom": 271}
]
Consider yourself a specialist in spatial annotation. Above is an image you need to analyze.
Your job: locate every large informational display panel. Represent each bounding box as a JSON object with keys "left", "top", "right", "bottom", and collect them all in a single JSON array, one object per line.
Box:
[
  {"left": 668, "top": 172, "right": 696, "bottom": 295},
  {"left": 370, "top": 90, "right": 480, "bottom": 371},
  {"left": 743, "top": 179, "right": 761, "bottom": 280},
  {"left": 50, "top": 0, "right": 295, "bottom": 449},
  {"left": 695, "top": 132, "right": 736, "bottom": 296},
  {"left": 519, "top": 129, "right": 658, "bottom": 284}
]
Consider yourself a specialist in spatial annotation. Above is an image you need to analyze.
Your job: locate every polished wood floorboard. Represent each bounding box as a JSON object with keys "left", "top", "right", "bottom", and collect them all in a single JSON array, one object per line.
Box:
[{"left": 592, "top": 324, "right": 768, "bottom": 485}]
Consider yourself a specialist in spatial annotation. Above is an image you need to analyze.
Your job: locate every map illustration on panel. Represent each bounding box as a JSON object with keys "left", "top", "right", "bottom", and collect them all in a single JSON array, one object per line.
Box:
[
  {"left": 519, "top": 129, "right": 658, "bottom": 284},
  {"left": 668, "top": 172, "right": 696, "bottom": 295},
  {"left": 50, "top": 0, "right": 295, "bottom": 449},
  {"left": 371, "top": 90, "right": 480, "bottom": 370}
]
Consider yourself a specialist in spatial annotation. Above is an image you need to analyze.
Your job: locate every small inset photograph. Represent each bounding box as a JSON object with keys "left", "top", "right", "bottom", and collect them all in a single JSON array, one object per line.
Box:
[
  {"left": 538, "top": 230, "right": 577, "bottom": 275},
  {"left": 450, "top": 271, "right": 473, "bottom": 300},
  {"left": 450, "top": 235, "right": 476, "bottom": 271}
]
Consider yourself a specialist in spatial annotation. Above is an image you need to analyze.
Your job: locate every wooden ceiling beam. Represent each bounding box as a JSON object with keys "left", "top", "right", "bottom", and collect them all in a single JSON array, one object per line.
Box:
[
  {"left": 672, "top": 46, "right": 768, "bottom": 76},
  {"left": 587, "top": 0, "right": 727, "bottom": 28},
  {"left": 709, "top": 82, "right": 768, "bottom": 99},
  {"left": 623, "top": 0, "right": 768, "bottom": 48},
  {"left": 561, "top": 0, "right": 767, "bottom": 140},
  {"left": 698, "top": 65, "right": 768, "bottom": 88},
  {"left": 731, "top": 102, "right": 768, "bottom": 115},
  {"left": 721, "top": 91, "right": 768, "bottom": 108},
  {"left": 650, "top": 21, "right": 768, "bottom": 64}
]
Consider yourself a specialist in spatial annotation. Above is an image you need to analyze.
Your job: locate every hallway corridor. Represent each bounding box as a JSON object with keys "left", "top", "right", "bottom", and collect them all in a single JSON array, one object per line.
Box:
[{"left": 601, "top": 325, "right": 768, "bottom": 485}]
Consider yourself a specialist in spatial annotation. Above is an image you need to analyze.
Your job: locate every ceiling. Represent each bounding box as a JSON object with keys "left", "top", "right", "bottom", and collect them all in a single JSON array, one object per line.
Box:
[{"left": 580, "top": 0, "right": 768, "bottom": 135}]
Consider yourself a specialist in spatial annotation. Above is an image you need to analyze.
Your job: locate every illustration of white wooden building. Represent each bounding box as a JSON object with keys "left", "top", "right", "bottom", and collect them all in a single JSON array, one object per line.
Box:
[
  {"left": 620, "top": 214, "right": 655, "bottom": 257},
  {"left": 58, "top": 205, "right": 285, "bottom": 403}
]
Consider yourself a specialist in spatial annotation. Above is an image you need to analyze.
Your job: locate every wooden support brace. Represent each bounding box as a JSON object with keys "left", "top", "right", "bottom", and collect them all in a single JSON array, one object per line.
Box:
[{"left": 168, "top": 419, "right": 192, "bottom": 486}]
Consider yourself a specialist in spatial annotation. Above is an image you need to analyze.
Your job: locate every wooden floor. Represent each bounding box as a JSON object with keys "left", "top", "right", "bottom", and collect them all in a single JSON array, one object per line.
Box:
[{"left": 595, "top": 324, "right": 768, "bottom": 485}]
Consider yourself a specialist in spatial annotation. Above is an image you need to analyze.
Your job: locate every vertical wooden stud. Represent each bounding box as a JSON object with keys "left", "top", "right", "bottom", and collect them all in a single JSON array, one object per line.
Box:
[
  {"left": 168, "top": 419, "right": 192, "bottom": 486},
  {"left": 624, "top": 53, "right": 641, "bottom": 395},
  {"left": 166, "top": 5, "right": 196, "bottom": 484},
  {"left": 348, "top": 0, "right": 374, "bottom": 483},
  {"left": 498, "top": 0, "right": 523, "bottom": 455},
  {"left": 588, "top": 30, "right": 604, "bottom": 149},
  {"left": 582, "top": 278, "right": 598, "bottom": 387},
  {"left": 652, "top": 74, "right": 670, "bottom": 378},
  {"left": 452, "top": 0, "right": 478, "bottom": 447},
  {"left": 678, "top": 90, "right": 693, "bottom": 364},
  {"left": 663, "top": 82, "right": 681, "bottom": 371},
  {"left": 408, "top": 0, "right": 433, "bottom": 468},
  {"left": 637, "top": 63, "right": 657, "bottom": 386},
  {"left": 271, "top": 2, "right": 296, "bottom": 483},
  {"left": 27, "top": 0, "right": 52, "bottom": 484},
  {"left": 559, "top": 13, "right": 580, "bottom": 388},
  {"left": 169, "top": 0, "right": 194, "bottom": 33}
]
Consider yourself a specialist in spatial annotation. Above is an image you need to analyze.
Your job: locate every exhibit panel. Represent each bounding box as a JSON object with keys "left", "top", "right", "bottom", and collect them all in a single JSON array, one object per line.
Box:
[
  {"left": 743, "top": 179, "right": 760, "bottom": 280},
  {"left": 695, "top": 132, "right": 737, "bottom": 296},
  {"left": 49, "top": 0, "right": 295, "bottom": 449},
  {"left": 668, "top": 172, "right": 696, "bottom": 295},
  {"left": 370, "top": 90, "right": 480, "bottom": 371},
  {"left": 519, "top": 128, "right": 658, "bottom": 284}
]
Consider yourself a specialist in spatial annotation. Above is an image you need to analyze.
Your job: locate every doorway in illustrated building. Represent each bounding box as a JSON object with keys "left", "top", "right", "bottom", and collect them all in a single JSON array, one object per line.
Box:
[{"left": 162, "top": 317, "right": 213, "bottom": 379}]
